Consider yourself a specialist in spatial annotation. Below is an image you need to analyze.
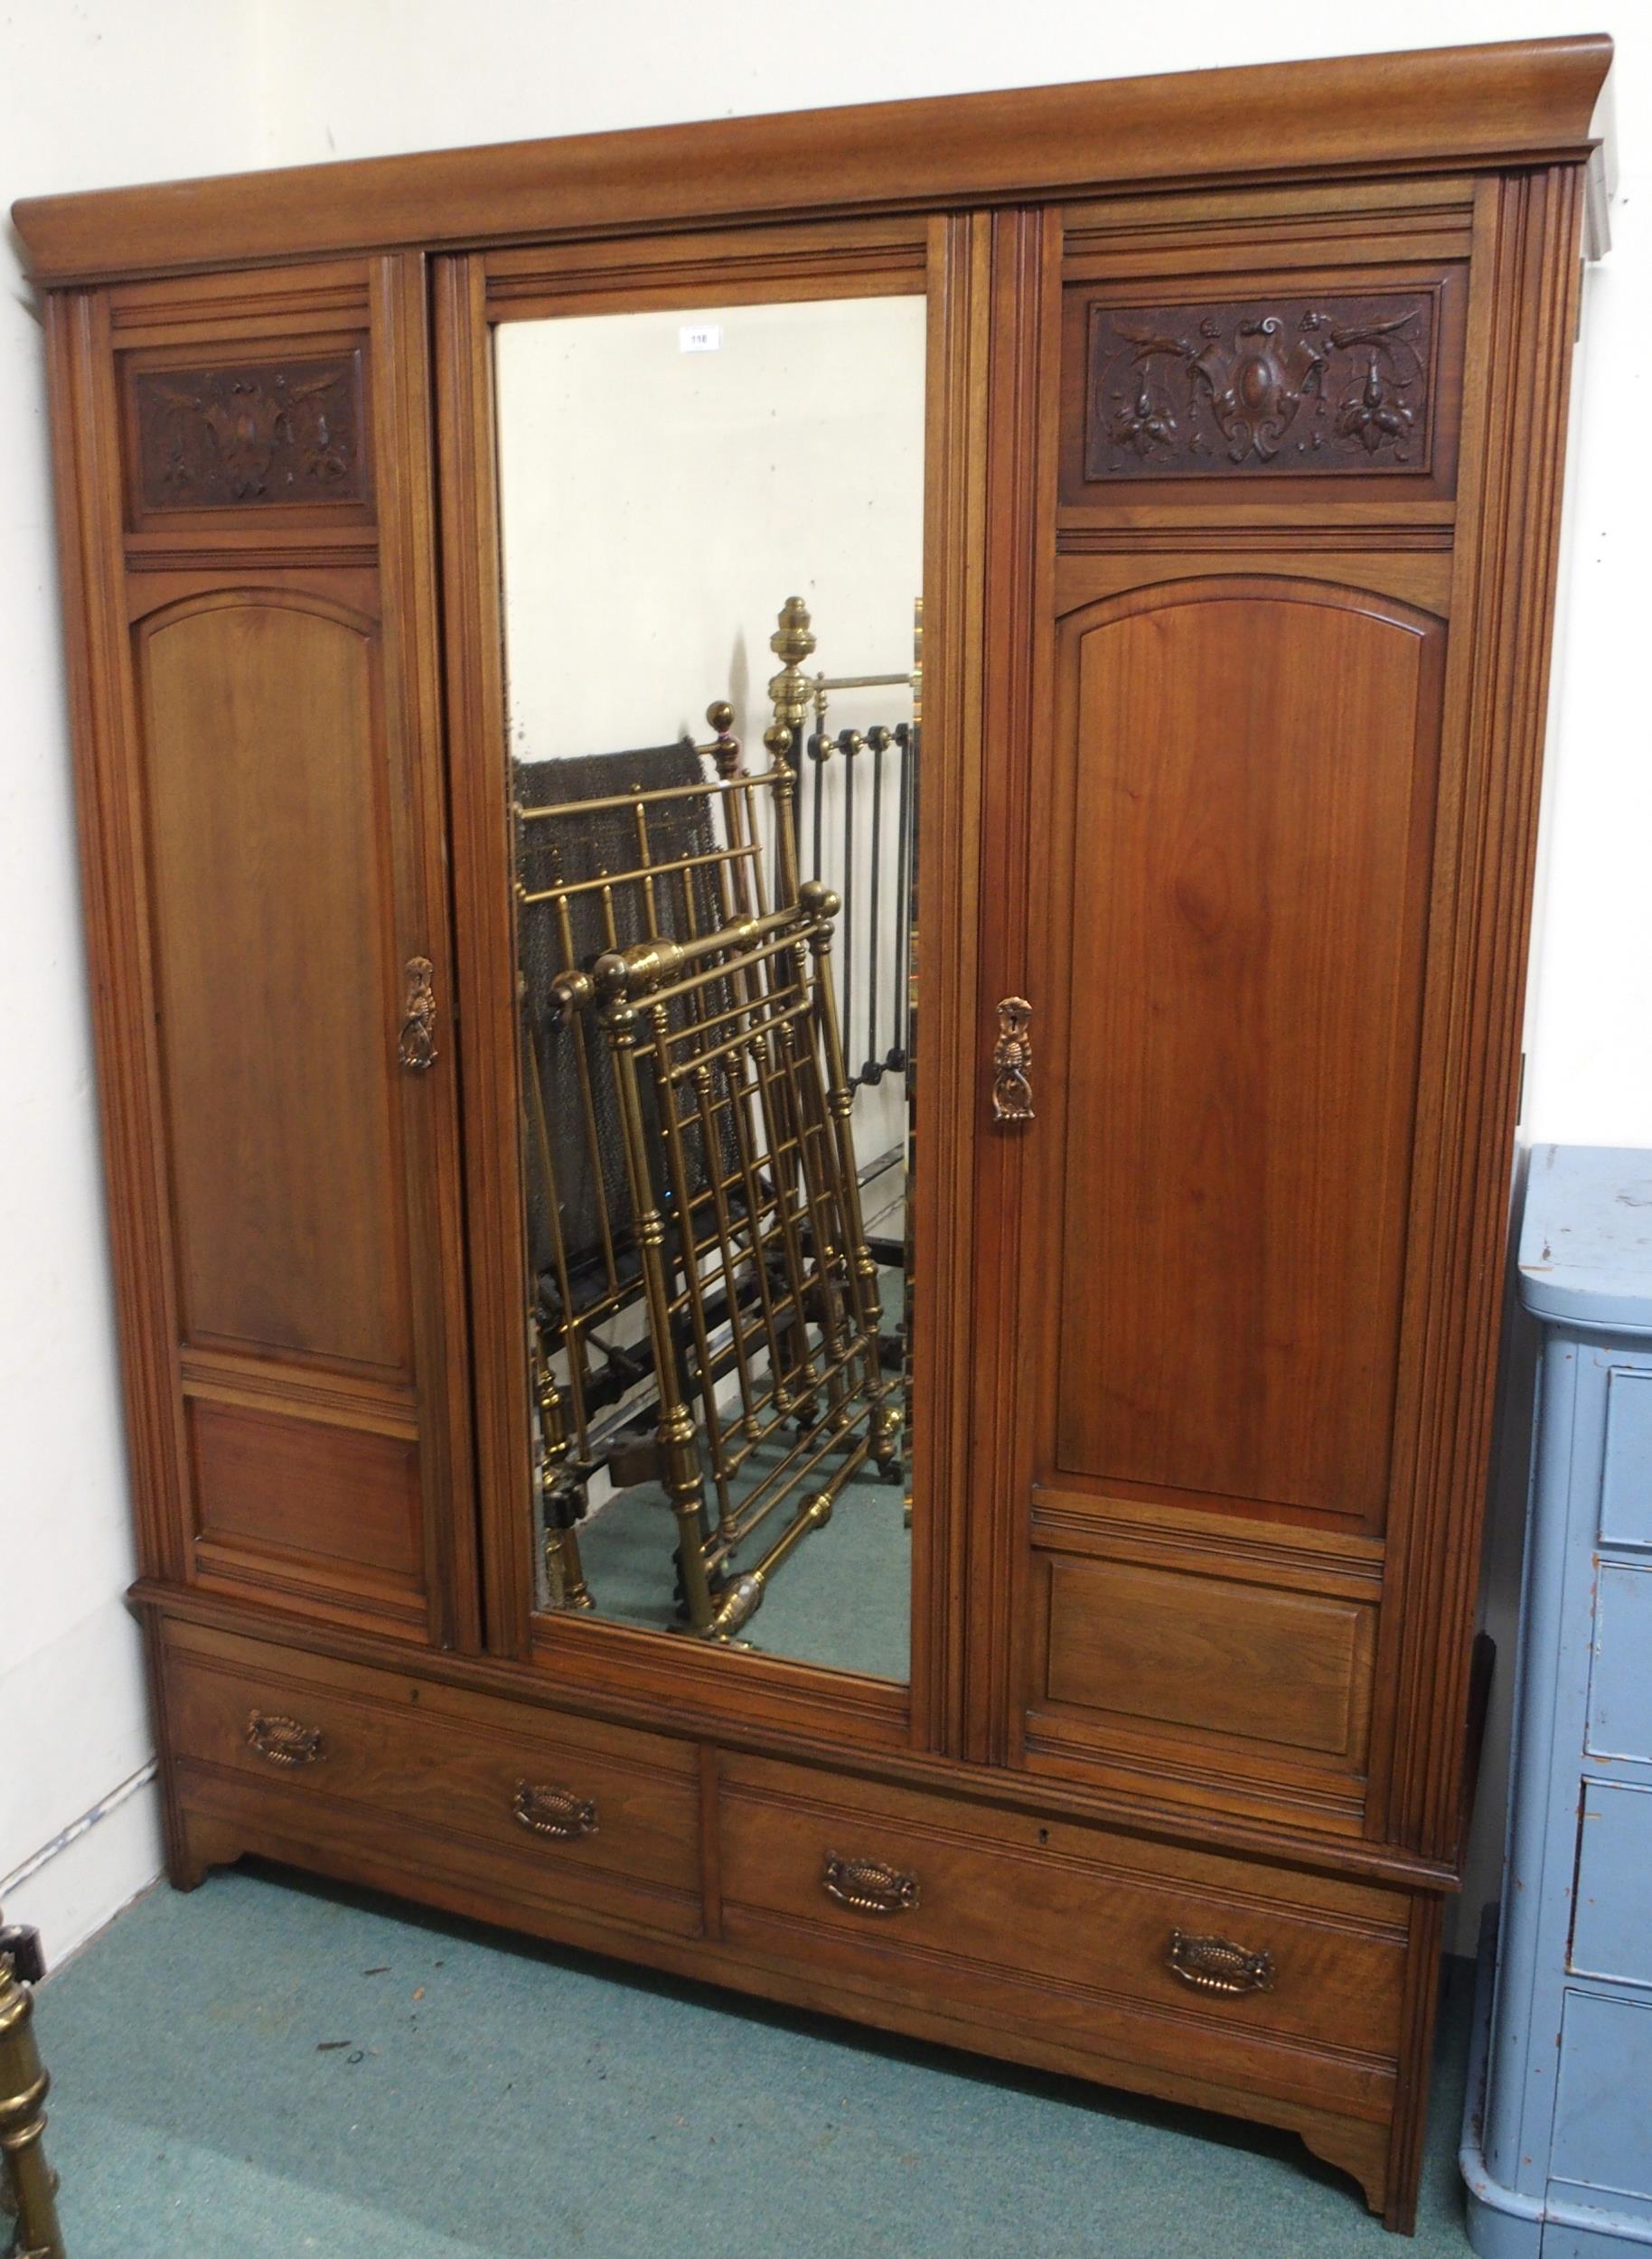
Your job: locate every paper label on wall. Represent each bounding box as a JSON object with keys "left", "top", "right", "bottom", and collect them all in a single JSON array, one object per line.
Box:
[{"left": 679, "top": 324, "right": 722, "bottom": 353}]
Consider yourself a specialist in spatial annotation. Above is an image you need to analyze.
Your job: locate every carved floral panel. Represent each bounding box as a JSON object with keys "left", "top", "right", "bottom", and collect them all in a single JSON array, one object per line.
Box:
[
  {"left": 131, "top": 352, "right": 366, "bottom": 511},
  {"left": 1083, "top": 293, "right": 1437, "bottom": 480}
]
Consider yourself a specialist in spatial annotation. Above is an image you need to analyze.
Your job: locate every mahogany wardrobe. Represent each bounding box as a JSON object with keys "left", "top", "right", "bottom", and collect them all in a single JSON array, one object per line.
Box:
[{"left": 14, "top": 33, "right": 1613, "bottom": 2232}]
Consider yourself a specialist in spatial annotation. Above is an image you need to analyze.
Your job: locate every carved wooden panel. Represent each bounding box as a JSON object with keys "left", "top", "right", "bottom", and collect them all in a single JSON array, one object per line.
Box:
[
  {"left": 1082, "top": 292, "right": 1437, "bottom": 479},
  {"left": 131, "top": 352, "right": 365, "bottom": 511},
  {"left": 1047, "top": 578, "right": 1444, "bottom": 1524},
  {"left": 137, "top": 594, "right": 411, "bottom": 1373}
]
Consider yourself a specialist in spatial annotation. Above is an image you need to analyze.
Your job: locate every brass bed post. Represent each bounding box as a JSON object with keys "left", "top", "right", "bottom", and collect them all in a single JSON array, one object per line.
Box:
[
  {"left": 798, "top": 880, "right": 901, "bottom": 1481},
  {"left": 765, "top": 596, "right": 814, "bottom": 910},
  {"left": 0, "top": 1921, "right": 65, "bottom": 2259},
  {"left": 584, "top": 944, "right": 720, "bottom": 1638}
]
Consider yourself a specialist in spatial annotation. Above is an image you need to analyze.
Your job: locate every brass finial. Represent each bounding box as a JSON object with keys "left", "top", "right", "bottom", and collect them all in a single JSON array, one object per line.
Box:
[
  {"left": 705, "top": 699, "right": 741, "bottom": 780},
  {"left": 767, "top": 596, "right": 816, "bottom": 751}
]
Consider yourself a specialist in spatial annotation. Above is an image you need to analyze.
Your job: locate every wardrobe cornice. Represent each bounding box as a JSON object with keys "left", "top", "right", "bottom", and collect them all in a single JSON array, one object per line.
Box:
[{"left": 12, "top": 33, "right": 1613, "bottom": 287}]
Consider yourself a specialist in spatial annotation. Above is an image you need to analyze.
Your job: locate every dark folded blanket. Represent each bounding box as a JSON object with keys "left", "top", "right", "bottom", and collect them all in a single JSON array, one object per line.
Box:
[{"left": 516, "top": 738, "right": 734, "bottom": 1299}]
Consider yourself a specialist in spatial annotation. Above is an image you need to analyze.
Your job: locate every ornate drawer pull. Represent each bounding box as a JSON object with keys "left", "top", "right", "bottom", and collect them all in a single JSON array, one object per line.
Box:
[
  {"left": 1167, "top": 1927, "right": 1275, "bottom": 1996},
  {"left": 990, "top": 996, "right": 1034, "bottom": 1121},
  {"left": 822, "top": 1852, "right": 920, "bottom": 1917},
  {"left": 399, "top": 954, "right": 437, "bottom": 1071},
  {"left": 512, "top": 1781, "right": 598, "bottom": 1841},
  {"left": 245, "top": 1711, "right": 327, "bottom": 1768}
]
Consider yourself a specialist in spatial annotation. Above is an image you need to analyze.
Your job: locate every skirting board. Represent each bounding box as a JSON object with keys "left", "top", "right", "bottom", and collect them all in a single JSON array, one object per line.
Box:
[{"left": 4, "top": 1767, "right": 164, "bottom": 1965}]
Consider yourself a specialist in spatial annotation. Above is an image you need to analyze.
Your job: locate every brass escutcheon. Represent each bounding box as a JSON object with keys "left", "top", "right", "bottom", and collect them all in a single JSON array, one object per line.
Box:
[
  {"left": 990, "top": 996, "right": 1034, "bottom": 1121},
  {"left": 399, "top": 955, "right": 437, "bottom": 1070}
]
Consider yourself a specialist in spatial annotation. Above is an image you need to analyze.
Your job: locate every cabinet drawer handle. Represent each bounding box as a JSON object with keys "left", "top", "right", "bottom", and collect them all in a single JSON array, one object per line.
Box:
[
  {"left": 822, "top": 1852, "right": 920, "bottom": 1917},
  {"left": 246, "top": 1711, "right": 327, "bottom": 1768},
  {"left": 1167, "top": 1927, "right": 1275, "bottom": 1996},
  {"left": 512, "top": 1781, "right": 598, "bottom": 1841}
]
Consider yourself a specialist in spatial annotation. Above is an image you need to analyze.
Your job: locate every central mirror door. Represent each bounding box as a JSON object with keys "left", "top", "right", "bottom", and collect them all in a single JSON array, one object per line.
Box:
[{"left": 492, "top": 289, "right": 926, "bottom": 1682}]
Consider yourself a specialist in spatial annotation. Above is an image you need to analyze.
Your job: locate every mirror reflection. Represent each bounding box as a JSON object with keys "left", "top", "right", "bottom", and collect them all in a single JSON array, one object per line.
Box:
[{"left": 495, "top": 293, "right": 925, "bottom": 1679}]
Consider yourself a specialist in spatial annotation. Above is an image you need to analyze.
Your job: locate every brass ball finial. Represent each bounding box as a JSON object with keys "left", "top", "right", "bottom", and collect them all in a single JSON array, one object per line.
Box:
[{"left": 706, "top": 699, "right": 735, "bottom": 735}]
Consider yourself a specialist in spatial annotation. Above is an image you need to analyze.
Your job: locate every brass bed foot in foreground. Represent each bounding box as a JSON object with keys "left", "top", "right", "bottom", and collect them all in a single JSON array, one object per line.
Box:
[{"left": 0, "top": 1919, "right": 66, "bottom": 2259}]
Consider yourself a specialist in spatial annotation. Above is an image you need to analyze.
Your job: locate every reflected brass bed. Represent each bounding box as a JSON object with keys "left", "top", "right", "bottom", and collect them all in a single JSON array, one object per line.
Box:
[{"left": 513, "top": 645, "right": 900, "bottom": 1638}]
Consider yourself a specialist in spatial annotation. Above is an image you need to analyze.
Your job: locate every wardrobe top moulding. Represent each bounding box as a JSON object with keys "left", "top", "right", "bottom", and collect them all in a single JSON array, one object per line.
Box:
[{"left": 10, "top": 34, "right": 1614, "bottom": 287}]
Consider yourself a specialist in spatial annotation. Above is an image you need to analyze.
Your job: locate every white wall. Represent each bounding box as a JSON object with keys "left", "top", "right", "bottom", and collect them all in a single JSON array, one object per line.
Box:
[
  {"left": 497, "top": 292, "right": 924, "bottom": 1170},
  {"left": 1522, "top": 139, "right": 1651, "bottom": 1148},
  {"left": 0, "top": 5, "right": 273, "bottom": 1963},
  {"left": 497, "top": 295, "right": 925, "bottom": 764},
  {"left": 3, "top": 0, "right": 1645, "bottom": 1962}
]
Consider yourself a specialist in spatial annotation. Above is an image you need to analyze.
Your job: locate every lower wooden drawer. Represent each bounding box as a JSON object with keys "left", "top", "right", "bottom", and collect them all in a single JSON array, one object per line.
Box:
[
  {"left": 718, "top": 1755, "right": 1410, "bottom": 2122},
  {"left": 150, "top": 1614, "right": 1424, "bottom": 2218},
  {"left": 161, "top": 1620, "right": 703, "bottom": 1938}
]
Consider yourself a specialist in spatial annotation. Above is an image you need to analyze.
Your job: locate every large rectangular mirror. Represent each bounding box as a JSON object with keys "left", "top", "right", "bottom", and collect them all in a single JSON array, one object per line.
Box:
[{"left": 494, "top": 289, "right": 925, "bottom": 1680}]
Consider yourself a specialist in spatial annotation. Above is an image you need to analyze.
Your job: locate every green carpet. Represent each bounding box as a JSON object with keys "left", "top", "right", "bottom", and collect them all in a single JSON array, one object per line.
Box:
[
  {"left": 36, "top": 1866, "right": 1478, "bottom": 2256},
  {"left": 568, "top": 1257, "right": 912, "bottom": 1681},
  {"left": 576, "top": 1456, "right": 911, "bottom": 1681}
]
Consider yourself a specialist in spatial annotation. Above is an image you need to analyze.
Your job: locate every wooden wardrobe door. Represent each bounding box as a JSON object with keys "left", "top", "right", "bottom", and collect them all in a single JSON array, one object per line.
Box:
[
  {"left": 1009, "top": 568, "right": 1442, "bottom": 1830},
  {"left": 52, "top": 259, "right": 476, "bottom": 1647},
  {"left": 986, "top": 169, "right": 1585, "bottom": 1848}
]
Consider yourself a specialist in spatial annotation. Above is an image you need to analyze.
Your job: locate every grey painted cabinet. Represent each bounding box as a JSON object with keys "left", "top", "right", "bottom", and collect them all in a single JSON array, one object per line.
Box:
[{"left": 1462, "top": 1146, "right": 1652, "bottom": 2256}]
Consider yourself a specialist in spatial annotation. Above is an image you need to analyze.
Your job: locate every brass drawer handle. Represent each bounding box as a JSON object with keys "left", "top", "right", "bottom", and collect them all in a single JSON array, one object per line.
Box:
[
  {"left": 990, "top": 996, "right": 1033, "bottom": 1121},
  {"left": 822, "top": 1851, "right": 920, "bottom": 1917},
  {"left": 246, "top": 1711, "right": 327, "bottom": 1768},
  {"left": 512, "top": 1780, "right": 598, "bottom": 1841},
  {"left": 399, "top": 954, "right": 437, "bottom": 1071},
  {"left": 1167, "top": 1927, "right": 1275, "bottom": 1996}
]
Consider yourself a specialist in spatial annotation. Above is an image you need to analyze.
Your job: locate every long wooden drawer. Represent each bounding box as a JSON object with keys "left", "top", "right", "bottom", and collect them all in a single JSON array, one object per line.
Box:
[
  {"left": 718, "top": 1755, "right": 1410, "bottom": 2115},
  {"left": 162, "top": 1621, "right": 703, "bottom": 1936}
]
